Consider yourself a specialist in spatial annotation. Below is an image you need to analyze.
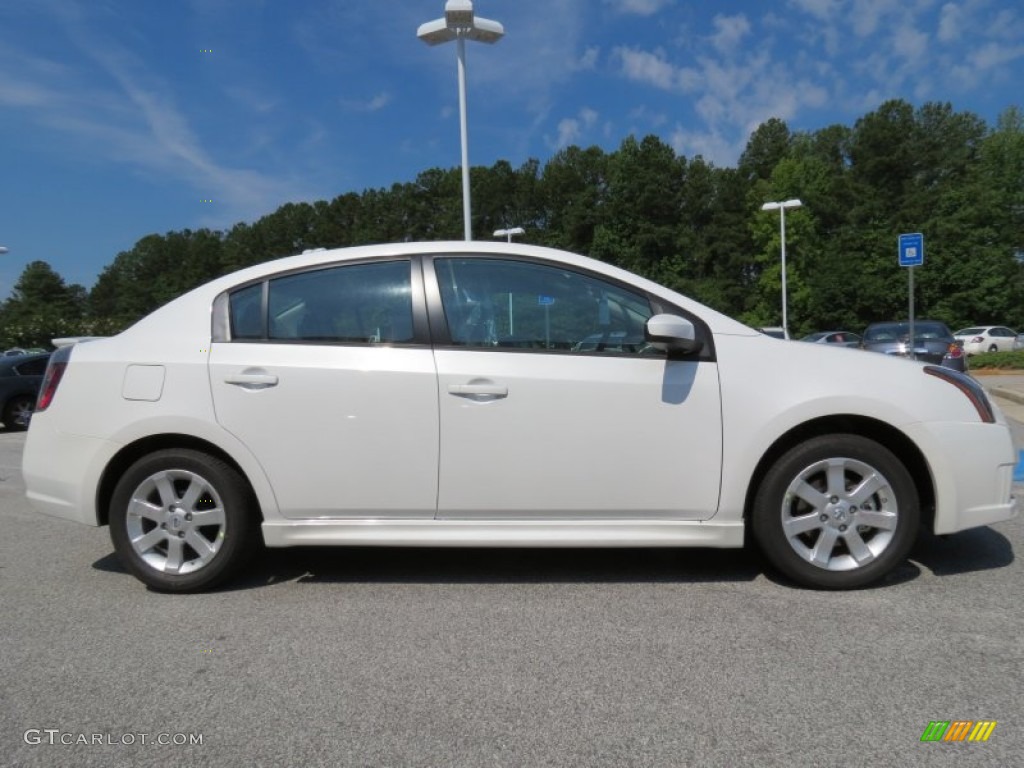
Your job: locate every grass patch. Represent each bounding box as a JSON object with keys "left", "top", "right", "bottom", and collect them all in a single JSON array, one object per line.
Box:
[{"left": 969, "top": 350, "right": 1024, "bottom": 370}]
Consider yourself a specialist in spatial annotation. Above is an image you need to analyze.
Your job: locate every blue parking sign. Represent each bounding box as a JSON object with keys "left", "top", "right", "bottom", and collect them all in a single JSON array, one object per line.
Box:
[{"left": 899, "top": 233, "right": 924, "bottom": 267}]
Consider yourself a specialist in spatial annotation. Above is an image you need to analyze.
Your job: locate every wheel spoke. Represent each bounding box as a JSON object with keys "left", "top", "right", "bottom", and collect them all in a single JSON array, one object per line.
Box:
[
  {"left": 179, "top": 478, "right": 207, "bottom": 512},
  {"left": 152, "top": 473, "right": 179, "bottom": 508},
  {"left": 164, "top": 537, "right": 185, "bottom": 573},
  {"left": 185, "top": 530, "right": 216, "bottom": 561},
  {"left": 825, "top": 459, "right": 847, "bottom": 497},
  {"left": 128, "top": 497, "right": 164, "bottom": 524},
  {"left": 810, "top": 527, "right": 839, "bottom": 566},
  {"left": 132, "top": 527, "right": 167, "bottom": 553},
  {"left": 190, "top": 507, "right": 225, "bottom": 527},
  {"left": 844, "top": 528, "right": 874, "bottom": 564},
  {"left": 783, "top": 512, "right": 823, "bottom": 537},
  {"left": 854, "top": 509, "right": 898, "bottom": 530},
  {"left": 847, "top": 472, "right": 886, "bottom": 507},
  {"left": 792, "top": 479, "right": 828, "bottom": 510}
]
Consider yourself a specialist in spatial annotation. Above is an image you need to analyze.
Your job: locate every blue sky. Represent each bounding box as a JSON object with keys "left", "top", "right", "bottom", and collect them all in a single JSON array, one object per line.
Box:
[{"left": 1, "top": 0, "right": 1022, "bottom": 295}]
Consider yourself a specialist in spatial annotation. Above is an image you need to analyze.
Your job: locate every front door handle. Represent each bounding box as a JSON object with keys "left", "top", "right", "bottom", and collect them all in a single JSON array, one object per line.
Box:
[
  {"left": 224, "top": 370, "right": 279, "bottom": 390},
  {"left": 448, "top": 383, "right": 508, "bottom": 399}
]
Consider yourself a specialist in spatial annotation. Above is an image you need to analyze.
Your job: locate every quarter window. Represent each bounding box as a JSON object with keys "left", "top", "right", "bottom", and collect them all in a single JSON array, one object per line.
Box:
[{"left": 435, "top": 258, "right": 656, "bottom": 355}]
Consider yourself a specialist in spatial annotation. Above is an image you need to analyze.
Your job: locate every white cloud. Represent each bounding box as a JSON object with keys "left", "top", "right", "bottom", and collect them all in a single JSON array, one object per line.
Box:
[
  {"left": 938, "top": 3, "right": 962, "bottom": 42},
  {"left": 788, "top": 0, "right": 843, "bottom": 22},
  {"left": 891, "top": 23, "right": 929, "bottom": 65},
  {"left": 709, "top": 14, "right": 752, "bottom": 55},
  {"left": 0, "top": 9, "right": 310, "bottom": 226},
  {"left": 668, "top": 126, "right": 738, "bottom": 165},
  {"left": 577, "top": 47, "right": 600, "bottom": 71},
  {"left": 849, "top": 0, "right": 904, "bottom": 37},
  {"left": 605, "top": 0, "right": 674, "bottom": 16},
  {"left": 615, "top": 47, "right": 680, "bottom": 90},
  {"left": 343, "top": 92, "right": 392, "bottom": 113},
  {"left": 970, "top": 41, "right": 1024, "bottom": 70},
  {"left": 552, "top": 107, "right": 599, "bottom": 149}
]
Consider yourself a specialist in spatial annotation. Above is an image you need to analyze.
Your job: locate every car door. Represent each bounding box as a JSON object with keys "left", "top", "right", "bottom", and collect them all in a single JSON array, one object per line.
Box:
[
  {"left": 428, "top": 255, "right": 723, "bottom": 520},
  {"left": 209, "top": 259, "right": 439, "bottom": 519}
]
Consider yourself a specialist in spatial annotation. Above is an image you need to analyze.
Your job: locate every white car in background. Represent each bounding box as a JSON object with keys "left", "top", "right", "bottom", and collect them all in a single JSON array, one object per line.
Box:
[
  {"left": 953, "top": 326, "right": 1018, "bottom": 355},
  {"left": 23, "top": 242, "right": 1019, "bottom": 592}
]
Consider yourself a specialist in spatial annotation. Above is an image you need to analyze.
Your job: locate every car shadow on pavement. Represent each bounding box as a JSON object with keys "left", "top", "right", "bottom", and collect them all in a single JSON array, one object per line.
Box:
[
  {"left": 89, "top": 527, "right": 1013, "bottom": 592},
  {"left": 223, "top": 545, "right": 766, "bottom": 590},
  {"left": 908, "top": 526, "right": 1015, "bottom": 576}
]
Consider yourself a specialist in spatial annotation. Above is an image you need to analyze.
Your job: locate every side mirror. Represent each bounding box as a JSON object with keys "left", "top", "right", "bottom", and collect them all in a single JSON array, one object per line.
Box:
[{"left": 644, "top": 314, "right": 703, "bottom": 355}]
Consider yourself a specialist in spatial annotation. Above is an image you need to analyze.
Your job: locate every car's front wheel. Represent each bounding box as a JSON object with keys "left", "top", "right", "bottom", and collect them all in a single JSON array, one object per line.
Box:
[
  {"left": 109, "top": 449, "right": 259, "bottom": 592},
  {"left": 752, "top": 435, "right": 919, "bottom": 589}
]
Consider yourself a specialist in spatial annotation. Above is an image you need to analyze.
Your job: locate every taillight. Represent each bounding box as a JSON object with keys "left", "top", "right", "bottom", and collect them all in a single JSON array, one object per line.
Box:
[
  {"left": 971, "top": 336, "right": 984, "bottom": 343},
  {"left": 36, "top": 361, "right": 67, "bottom": 412},
  {"left": 946, "top": 343, "right": 963, "bottom": 358}
]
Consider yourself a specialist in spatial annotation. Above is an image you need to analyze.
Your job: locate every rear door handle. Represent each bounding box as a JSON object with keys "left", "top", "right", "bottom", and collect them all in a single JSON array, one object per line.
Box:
[
  {"left": 448, "top": 383, "right": 508, "bottom": 399},
  {"left": 224, "top": 371, "right": 279, "bottom": 390}
]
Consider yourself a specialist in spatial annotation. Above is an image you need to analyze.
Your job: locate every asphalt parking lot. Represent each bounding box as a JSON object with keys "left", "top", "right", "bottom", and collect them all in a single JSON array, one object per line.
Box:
[{"left": 2, "top": 424, "right": 1022, "bottom": 768}]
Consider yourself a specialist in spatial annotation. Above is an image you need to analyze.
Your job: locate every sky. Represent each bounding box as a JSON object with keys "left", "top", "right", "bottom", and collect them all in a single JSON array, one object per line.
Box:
[{"left": 1, "top": 0, "right": 1022, "bottom": 295}]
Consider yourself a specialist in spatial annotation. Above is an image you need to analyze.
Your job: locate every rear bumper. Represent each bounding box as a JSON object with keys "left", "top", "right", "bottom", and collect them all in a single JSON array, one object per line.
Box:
[{"left": 23, "top": 416, "right": 116, "bottom": 526}]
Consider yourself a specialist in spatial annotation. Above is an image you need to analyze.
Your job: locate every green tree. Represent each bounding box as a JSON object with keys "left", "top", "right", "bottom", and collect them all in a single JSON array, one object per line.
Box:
[{"left": 0, "top": 261, "right": 87, "bottom": 348}]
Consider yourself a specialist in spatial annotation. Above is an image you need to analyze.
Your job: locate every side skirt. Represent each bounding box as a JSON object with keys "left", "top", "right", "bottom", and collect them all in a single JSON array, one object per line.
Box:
[{"left": 261, "top": 519, "right": 745, "bottom": 549}]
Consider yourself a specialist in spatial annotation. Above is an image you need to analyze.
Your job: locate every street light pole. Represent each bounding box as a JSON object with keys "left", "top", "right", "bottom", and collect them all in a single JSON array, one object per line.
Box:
[
  {"left": 418, "top": 1, "right": 505, "bottom": 242},
  {"left": 760, "top": 199, "right": 803, "bottom": 337}
]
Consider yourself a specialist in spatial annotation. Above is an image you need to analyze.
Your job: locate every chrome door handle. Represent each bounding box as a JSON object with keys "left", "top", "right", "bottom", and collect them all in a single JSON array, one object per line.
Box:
[
  {"left": 448, "top": 383, "right": 508, "bottom": 398},
  {"left": 224, "top": 371, "right": 279, "bottom": 389}
]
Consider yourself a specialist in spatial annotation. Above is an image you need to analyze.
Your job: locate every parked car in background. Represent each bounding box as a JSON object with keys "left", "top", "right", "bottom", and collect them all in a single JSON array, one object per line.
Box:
[
  {"left": 0, "top": 352, "right": 50, "bottom": 429},
  {"left": 23, "top": 242, "right": 1018, "bottom": 593},
  {"left": 2, "top": 347, "right": 46, "bottom": 357},
  {"left": 800, "top": 331, "right": 862, "bottom": 347},
  {"left": 861, "top": 320, "right": 966, "bottom": 372},
  {"left": 1014, "top": 333, "right": 1024, "bottom": 352},
  {"left": 953, "top": 326, "right": 1018, "bottom": 355}
]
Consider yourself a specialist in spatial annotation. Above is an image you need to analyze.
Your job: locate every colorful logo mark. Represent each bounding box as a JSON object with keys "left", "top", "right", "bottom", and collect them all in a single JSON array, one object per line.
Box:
[{"left": 920, "top": 720, "right": 996, "bottom": 742}]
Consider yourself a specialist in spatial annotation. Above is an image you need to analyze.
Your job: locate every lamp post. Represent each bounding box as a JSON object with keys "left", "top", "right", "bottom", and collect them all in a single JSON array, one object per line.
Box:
[
  {"left": 418, "top": 1, "right": 504, "bottom": 242},
  {"left": 760, "top": 199, "right": 802, "bottom": 337},
  {"left": 493, "top": 226, "right": 524, "bottom": 243}
]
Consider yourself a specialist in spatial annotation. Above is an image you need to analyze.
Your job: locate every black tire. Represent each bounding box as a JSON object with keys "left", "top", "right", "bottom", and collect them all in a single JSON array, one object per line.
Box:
[
  {"left": 3, "top": 394, "right": 36, "bottom": 430},
  {"left": 109, "top": 449, "right": 259, "bottom": 592},
  {"left": 988, "top": 344, "right": 998, "bottom": 353},
  {"left": 752, "top": 434, "right": 919, "bottom": 589}
]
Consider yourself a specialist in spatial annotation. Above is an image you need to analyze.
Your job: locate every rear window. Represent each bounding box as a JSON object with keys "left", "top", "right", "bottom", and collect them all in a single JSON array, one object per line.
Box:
[
  {"left": 13, "top": 357, "right": 49, "bottom": 376},
  {"left": 865, "top": 322, "right": 951, "bottom": 341}
]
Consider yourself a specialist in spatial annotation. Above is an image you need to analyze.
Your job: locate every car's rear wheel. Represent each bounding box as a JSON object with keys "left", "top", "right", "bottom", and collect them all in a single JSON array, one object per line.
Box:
[
  {"left": 3, "top": 394, "right": 36, "bottom": 430},
  {"left": 109, "top": 449, "right": 259, "bottom": 592},
  {"left": 752, "top": 435, "right": 919, "bottom": 589},
  {"left": 988, "top": 343, "right": 998, "bottom": 352}
]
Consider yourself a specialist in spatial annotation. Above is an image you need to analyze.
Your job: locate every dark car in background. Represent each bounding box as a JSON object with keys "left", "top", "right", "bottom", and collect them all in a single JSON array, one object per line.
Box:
[
  {"left": 861, "top": 321, "right": 966, "bottom": 372},
  {"left": 0, "top": 352, "right": 51, "bottom": 429}
]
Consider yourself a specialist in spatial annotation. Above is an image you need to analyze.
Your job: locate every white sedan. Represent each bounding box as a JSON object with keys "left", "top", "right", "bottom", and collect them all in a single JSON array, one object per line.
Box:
[
  {"left": 954, "top": 325, "right": 1019, "bottom": 355},
  {"left": 24, "top": 242, "right": 1018, "bottom": 591}
]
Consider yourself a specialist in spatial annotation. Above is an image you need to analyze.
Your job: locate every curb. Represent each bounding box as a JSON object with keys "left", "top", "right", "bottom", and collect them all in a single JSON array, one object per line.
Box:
[{"left": 988, "top": 387, "right": 1024, "bottom": 406}]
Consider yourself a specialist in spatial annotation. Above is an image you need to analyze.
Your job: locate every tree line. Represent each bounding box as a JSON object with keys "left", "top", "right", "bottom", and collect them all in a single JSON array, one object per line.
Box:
[{"left": 3, "top": 98, "right": 1023, "bottom": 349}]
